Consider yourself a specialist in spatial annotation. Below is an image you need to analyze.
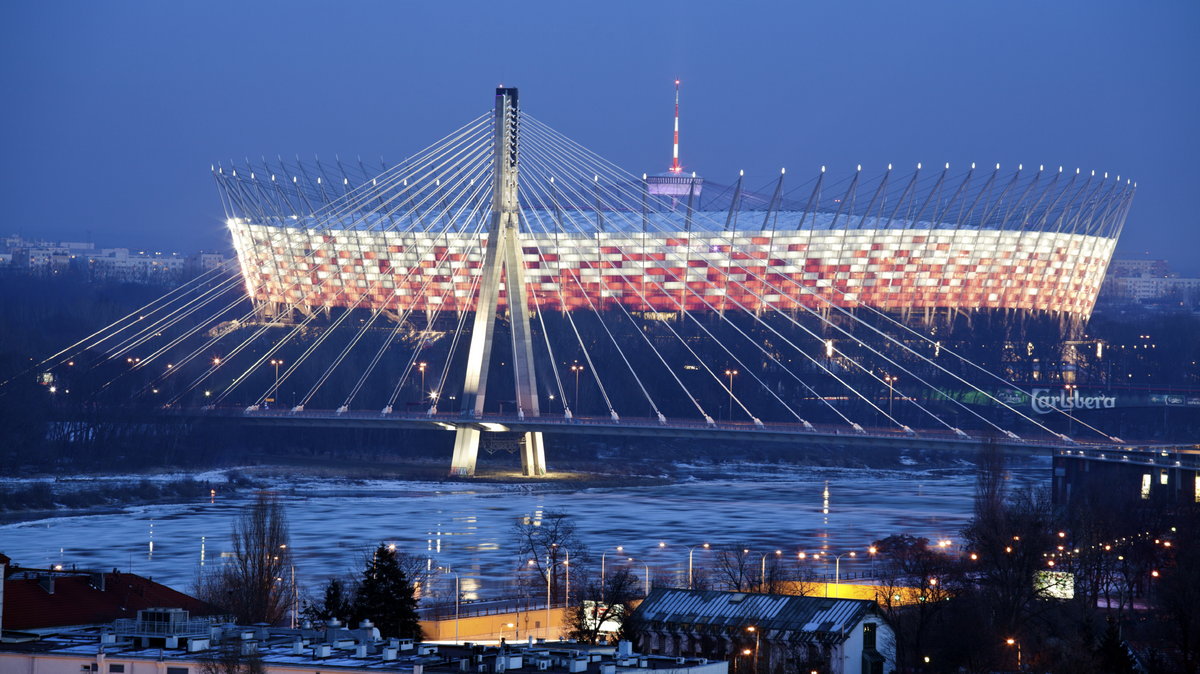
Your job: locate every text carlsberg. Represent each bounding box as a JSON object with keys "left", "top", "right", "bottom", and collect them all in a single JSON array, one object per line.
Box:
[{"left": 1030, "top": 388, "right": 1117, "bottom": 414}]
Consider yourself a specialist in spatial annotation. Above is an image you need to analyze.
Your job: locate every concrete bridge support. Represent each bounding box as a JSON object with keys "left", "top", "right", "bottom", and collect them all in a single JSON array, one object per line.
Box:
[{"left": 449, "top": 87, "right": 546, "bottom": 477}]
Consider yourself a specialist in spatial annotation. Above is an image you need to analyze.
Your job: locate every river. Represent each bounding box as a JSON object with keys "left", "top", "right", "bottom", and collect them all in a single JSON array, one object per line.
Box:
[{"left": 0, "top": 458, "right": 1047, "bottom": 602}]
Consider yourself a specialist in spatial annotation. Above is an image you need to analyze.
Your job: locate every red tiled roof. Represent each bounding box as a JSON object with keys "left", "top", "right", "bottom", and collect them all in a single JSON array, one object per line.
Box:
[{"left": 3, "top": 571, "right": 222, "bottom": 629}]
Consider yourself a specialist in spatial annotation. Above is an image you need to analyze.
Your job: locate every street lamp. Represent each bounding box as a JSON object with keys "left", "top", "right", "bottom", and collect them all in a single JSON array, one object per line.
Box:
[
  {"left": 687, "top": 543, "right": 709, "bottom": 589},
  {"left": 270, "top": 358, "right": 283, "bottom": 404},
  {"left": 833, "top": 551, "right": 857, "bottom": 585},
  {"left": 601, "top": 546, "right": 623, "bottom": 602},
  {"left": 1006, "top": 637, "right": 1022, "bottom": 669},
  {"left": 453, "top": 572, "right": 461, "bottom": 644},
  {"left": 745, "top": 626, "right": 760, "bottom": 672},
  {"left": 724, "top": 369, "right": 738, "bottom": 420},
  {"left": 760, "top": 550, "right": 781, "bottom": 591},
  {"left": 884, "top": 375, "right": 897, "bottom": 417},
  {"left": 1064, "top": 384, "right": 1076, "bottom": 436},
  {"left": 570, "top": 363, "right": 584, "bottom": 409},
  {"left": 419, "top": 362, "right": 427, "bottom": 401}
]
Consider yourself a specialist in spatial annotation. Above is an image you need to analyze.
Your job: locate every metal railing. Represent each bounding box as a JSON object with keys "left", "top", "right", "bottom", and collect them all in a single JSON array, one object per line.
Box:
[{"left": 113, "top": 618, "right": 212, "bottom": 637}]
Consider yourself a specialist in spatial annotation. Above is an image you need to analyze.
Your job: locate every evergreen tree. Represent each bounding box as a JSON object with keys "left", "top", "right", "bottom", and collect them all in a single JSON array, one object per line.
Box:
[
  {"left": 352, "top": 545, "right": 423, "bottom": 640},
  {"left": 303, "top": 577, "right": 354, "bottom": 624}
]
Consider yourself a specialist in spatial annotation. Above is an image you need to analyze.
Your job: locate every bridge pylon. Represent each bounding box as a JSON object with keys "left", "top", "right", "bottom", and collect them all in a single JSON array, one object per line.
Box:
[{"left": 450, "top": 87, "right": 546, "bottom": 477}]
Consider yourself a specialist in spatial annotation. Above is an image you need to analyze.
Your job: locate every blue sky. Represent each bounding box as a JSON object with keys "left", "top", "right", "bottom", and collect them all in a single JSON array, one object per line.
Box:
[{"left": 2, "top": 1, "right": 1197, "bottom": 271}]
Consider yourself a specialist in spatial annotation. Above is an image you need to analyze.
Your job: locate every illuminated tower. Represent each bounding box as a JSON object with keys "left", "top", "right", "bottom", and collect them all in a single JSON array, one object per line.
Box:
[{"left": 647, "top": 80, "right": 702, "bottom": 207}]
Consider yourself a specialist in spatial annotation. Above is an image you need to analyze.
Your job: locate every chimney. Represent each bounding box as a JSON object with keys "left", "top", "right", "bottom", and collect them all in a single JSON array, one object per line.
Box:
[
  {"left": 383, "top": 647, "right": 398, "bottom": 661},
  {"left": 292, "top": 640, "right": 305, "bottom": 656},
  {"left": 355, "top": 643, "right": 368, "bottom": 659},
  {"left": 617, "top": 641, "right": 633, "bottom": 658}
]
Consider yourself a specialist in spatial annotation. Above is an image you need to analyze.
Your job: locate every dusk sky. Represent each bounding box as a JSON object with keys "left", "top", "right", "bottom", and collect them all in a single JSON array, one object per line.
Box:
[{"left": 2, "top": 2, "right": 1197, "bottom": 272}]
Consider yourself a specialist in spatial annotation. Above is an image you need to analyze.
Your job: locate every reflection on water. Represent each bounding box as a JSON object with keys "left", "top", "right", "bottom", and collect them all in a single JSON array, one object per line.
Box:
[{"left": 0, "top": 461, "right": 1046, "bottom": 601}]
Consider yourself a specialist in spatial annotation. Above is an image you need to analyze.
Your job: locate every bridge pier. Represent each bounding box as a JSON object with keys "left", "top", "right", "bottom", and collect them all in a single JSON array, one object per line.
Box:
[
  {"left": 449, "top": 87, "right": 546, "bottom": 478},
  {"left": 449, "top": 427, "right": 547, "bottom": 477},
  {"left": 449, "top": 427, "right": 481, "bottom": 477},
  {"left": 522, "top": 431, "right": 547, "bottom": 476}
]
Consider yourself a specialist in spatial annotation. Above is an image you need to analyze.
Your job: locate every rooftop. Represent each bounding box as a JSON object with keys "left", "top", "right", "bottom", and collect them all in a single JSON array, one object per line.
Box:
[
  {"left": 633, "top": 588, "right": 880, "bottom": 638},
  {"left": 2, "top": 568, "right": 224, "bottom": 631},
  {"left": 0, "top": 613, "right": 725, "bottom": 674}
]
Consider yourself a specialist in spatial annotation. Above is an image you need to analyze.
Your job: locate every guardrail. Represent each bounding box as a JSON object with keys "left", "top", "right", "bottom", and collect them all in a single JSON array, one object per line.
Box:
[
  {"left": 1056, "top": 447, "right": 1200, "bottom": 470},
  {"left": 112, "top": 618, "right": 212, "bottom": 636},
  {"left": 206, "top": 407, "right": 1095, "bottom": 448},
  {"left": 418, "top": 598, "right": 568, "bottom": 620}
]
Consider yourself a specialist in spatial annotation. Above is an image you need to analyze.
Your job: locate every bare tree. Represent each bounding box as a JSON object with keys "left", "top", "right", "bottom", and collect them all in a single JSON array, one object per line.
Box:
[
  {"left": 567, "top": 566, "right": 641, "bottom": 645},
  {"left": 712, "top": 544, "right": 757, "bottom": 592},
  {"left": 199, "top": 492, "right": 293, "bottom": 625},
  {"left": 514, "top": 511, "right": 586, "bottom": 603},
  {"left": 870, "top": 535, "right": 964, "bottom": 668}
]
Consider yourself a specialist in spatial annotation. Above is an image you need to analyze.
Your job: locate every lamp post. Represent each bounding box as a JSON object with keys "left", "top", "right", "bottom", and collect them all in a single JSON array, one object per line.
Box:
[
  {"left": 884, "top": 375, "right": 896, "bottom": 417},
  {"left": 1006, "top": 637, "right": 1022, "bottom": 670},
  {"left": 601, "top": 546, "right": 623, "bottom": 603},
  {"left": 546, "top": 555, "right": 552, "bottom": 641},
  {"left": 1064, "top": 384, "right": 1076, "bottom": 436},
  {"left": 270, "top": 358, "right": 283, "bottom": 405},
  {"left": 833, "top": 551, "right": 857, "bottom": 585},
  {"left": 687, "top": 543, "right": 709, "bottom": 589},
  {"left": 571, "top": 363, "right": 584, "bottom": 410},
  {"left": 453, "top": 572, "right": 461, "bottom": 644},
  {"left": 418, "top": 362, "right": 427, "bottom": 402},
  {"left": 746, "top": 626, "right": 760, "bottom": 673},
  {"left": 760, "top": 550, "right": 781, "bottom": 591},
  {"left": 724, "top": 369, "right": 738, "bottom": 420}
]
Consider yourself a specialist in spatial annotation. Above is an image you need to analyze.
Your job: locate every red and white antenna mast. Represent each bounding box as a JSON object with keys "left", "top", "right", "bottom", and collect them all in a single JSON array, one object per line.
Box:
[{"left": 670, "top": 79, "right": 682, "bottom": 173}]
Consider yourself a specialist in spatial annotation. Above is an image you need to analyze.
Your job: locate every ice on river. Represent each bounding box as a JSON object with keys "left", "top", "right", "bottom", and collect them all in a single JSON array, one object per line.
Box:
[{"left": 0, "top": 460, "right": 1047, "bottom": 601}]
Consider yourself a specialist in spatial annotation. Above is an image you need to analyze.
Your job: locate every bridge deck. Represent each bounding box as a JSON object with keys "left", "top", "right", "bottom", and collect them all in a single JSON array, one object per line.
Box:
[{"left": 187, "top": 408, "right": 1197, "bottom": 457}]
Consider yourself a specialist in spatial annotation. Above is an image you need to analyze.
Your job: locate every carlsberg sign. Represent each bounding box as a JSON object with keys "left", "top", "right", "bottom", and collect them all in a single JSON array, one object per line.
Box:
[{"left": 1030, "top": 388, "right": 1116, "bottom": 414}]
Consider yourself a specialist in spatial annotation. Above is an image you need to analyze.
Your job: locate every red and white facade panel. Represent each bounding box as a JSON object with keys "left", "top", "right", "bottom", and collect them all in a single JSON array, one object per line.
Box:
[{"left": 229, "top": 223, "right": 1116, "bottom": 319}]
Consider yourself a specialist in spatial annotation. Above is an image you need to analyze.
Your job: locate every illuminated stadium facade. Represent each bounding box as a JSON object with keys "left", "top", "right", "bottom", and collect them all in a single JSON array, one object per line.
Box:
[{"left": 218, "top": 108, "right": 1134, "bottom": 326}]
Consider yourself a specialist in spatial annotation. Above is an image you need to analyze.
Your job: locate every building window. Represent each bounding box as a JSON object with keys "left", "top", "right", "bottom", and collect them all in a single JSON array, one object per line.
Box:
[
  {"left": 109, "top": 666, "right": 125, "bottom": 673},
  {"left": 863, "top": 622, "right": 877, "bottom": 650},
  {"left": 167, "top": 668, "right": 189, "bottom": 674}
]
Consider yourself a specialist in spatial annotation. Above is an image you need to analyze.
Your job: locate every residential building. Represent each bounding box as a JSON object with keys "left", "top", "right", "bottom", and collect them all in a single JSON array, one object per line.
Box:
[
  {"left": 2, "top": 566, "right": 223, "bottom": 633},
  {"left": 1100, "top": 257, "right": 1200, "bottom": 304},
  {"left": 0, "top": 607, "right": 727, "bottom": 674},
  {"left": 630, "top": 588, "right": 894, "bottom": 674},
  {"left": 0, "top": 235, "right": 225, "bottom": 284}
]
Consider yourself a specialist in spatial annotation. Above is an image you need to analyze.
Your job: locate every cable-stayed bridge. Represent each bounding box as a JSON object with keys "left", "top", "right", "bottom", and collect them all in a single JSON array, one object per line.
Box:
[{"left": 14, "top": 87, "right": 1173, "bottom": 477}]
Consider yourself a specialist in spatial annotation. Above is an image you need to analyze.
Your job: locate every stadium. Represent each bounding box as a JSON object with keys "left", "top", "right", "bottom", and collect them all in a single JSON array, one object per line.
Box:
[{"left": 217, "top": 110, "right": 1134, "bottom": 326}]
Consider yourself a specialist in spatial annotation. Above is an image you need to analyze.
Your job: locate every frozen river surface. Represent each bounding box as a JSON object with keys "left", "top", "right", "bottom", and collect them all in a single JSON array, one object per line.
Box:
[{"left": 0, "top": 460, "right": 1047, "bottom": 601}]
